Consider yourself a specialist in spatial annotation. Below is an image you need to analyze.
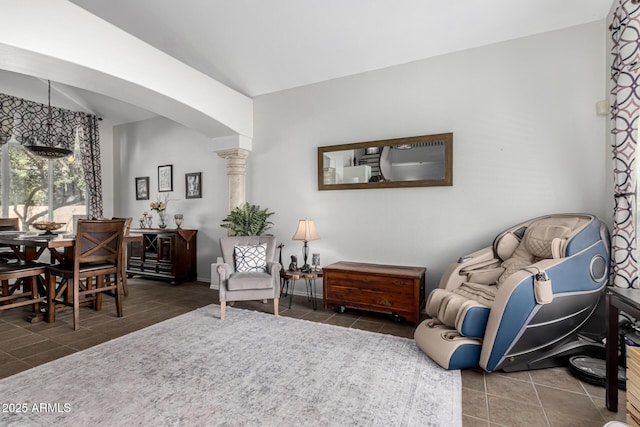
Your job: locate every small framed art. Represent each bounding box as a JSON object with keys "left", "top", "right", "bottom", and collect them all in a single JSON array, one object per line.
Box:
[
  {"left": 186, "top": 172, "right": 202, "bottom": 199},
  {"left": 158, "top": 165, "right": 173, "bottom": 192},
  {"left": 135, "top": 177, "right": 149, "bottom": 200}
]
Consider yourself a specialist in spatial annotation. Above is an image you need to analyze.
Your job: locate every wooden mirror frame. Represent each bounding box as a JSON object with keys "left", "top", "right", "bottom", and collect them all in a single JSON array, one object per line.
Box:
[{"left": 317, "top": 133, "right": 453, "bottom": 190}]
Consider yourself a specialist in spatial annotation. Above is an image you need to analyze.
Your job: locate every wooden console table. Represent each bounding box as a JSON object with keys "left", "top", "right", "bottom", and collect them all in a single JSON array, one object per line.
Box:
[
  {"left": 126, "top": 228, "right": 197, "bottom": 284},
  {"left": 322, "top": 261, "right": 425, "bottom": 323}
]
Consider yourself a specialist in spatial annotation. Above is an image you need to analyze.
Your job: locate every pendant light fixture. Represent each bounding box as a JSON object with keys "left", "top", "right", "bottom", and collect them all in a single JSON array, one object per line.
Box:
[{"left": 24, "top": 80, "right": 73, "bottom": 158}]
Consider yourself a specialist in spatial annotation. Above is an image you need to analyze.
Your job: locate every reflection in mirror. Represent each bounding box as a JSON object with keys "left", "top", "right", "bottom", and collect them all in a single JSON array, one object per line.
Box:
[{"left": 318, "top": 133, "right": 452, "bottom": 190}]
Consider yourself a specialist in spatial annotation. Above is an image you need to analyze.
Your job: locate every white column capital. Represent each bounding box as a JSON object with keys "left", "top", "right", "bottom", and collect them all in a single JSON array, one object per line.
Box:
[{"left": 217, "top": 147, "right": 249, "bottom": 161}]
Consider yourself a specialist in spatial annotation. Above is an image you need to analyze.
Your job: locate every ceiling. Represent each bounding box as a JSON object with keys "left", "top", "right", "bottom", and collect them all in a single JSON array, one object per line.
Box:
[
  {"left": 5, "top": 1, "right": 614, "bottom": 125},
  {"left": 68, "top": 0, "right": 614, "bottom": 98}
]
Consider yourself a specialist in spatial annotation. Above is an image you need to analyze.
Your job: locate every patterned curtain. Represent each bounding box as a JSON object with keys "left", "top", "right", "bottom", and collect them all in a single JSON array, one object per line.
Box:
[
  {"left": 611, "top": 0, "right": 640, "bottom": 288},
  {"left": 78, "top": 115, "right": 103, "bottom": 219},
  {"left": 0, "top": 91, "right": 103, "bottom": 219}
]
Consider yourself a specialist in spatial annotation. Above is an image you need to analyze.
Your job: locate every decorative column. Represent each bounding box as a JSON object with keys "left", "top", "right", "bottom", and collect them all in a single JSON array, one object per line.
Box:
[{"left": 216, "top": 148, "right": 249, "bottom": 212}]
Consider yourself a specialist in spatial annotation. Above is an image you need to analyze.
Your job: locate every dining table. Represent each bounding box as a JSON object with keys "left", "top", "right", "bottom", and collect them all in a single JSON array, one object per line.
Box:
[
  {"left": 0, "top": 232, "right": 73, "bottom": 260},
  {"left": 0, "top": 231, "right": 141, "bottom": 323}
]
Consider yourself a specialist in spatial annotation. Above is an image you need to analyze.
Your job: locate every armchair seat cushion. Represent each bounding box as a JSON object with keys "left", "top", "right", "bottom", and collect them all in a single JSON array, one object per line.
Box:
[{"left": 227, "top": 271, "right": 274, "bottom": 291}]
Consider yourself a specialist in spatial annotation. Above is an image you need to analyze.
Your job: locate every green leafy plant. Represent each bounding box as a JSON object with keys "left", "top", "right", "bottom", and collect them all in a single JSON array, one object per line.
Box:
[{"left": 220, "top": 202, "right": 275, "bottom": 236}]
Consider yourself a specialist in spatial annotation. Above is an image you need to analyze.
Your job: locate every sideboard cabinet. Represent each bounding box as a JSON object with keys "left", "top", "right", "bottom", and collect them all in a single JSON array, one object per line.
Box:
[
  {"left": 322, "top": 261, "right": 425, "bottom": 323},
  {"left": 126, "top": 228, "right": 197, "bottom": 284}
]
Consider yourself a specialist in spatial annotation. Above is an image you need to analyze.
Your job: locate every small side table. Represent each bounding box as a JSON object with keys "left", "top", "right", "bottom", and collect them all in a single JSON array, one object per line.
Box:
[{"left": 282, "top": 269, "right": 322, "bottom": 310}]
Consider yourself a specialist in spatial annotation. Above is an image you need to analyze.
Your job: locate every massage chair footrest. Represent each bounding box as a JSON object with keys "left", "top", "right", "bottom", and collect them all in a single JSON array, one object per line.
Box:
[{"left": 414, "top": 320, "right": 482, "bottom": 370}]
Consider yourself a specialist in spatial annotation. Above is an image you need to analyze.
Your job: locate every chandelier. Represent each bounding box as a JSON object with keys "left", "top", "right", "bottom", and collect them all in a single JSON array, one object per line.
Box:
[{"left": 23, "top": 80, "right": 73, "bottom": 159}]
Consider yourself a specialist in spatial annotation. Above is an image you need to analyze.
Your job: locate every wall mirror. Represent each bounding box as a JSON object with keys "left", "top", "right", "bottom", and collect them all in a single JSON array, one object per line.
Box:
[{"left": 318, "top": 133, "right": 453, "bottom": 190}]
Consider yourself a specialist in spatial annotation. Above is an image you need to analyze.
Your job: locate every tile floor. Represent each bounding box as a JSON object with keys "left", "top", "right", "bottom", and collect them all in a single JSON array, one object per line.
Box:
[{"left": 0, "top": 279, "right": 630, "bottom": 427}]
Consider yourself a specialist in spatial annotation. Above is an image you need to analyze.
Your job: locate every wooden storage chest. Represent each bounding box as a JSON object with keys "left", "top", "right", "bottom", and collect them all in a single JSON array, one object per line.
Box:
[{"left": 322, "top": 261, "right": 426, "bottom": 323}]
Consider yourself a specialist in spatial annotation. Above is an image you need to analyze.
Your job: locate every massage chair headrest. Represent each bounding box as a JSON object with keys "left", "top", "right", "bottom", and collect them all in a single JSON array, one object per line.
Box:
[
  {"left": 523, "top": 221, "right": 572, "bottom": 259},
  {"left": 494, "top": 216, "right": 583, "bottom": 261}
]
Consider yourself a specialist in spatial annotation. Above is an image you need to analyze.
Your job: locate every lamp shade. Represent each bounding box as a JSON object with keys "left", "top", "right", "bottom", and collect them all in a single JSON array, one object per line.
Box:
[{"left": 292, "top": 219, "right": 320, "bottom": 241}]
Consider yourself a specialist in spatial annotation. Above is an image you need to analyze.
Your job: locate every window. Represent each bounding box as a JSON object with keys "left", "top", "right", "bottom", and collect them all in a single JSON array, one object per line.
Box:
[{"left": 0, "top": 142, "right": 87, "bottom": 232}]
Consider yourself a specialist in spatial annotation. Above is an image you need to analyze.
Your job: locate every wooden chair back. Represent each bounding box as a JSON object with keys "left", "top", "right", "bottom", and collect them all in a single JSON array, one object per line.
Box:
[
  {"left": 0, "top": 218, "right": 20, "bottom": 261},
  {"left": 112, "top": 217, "right": 133, "bottom": 236},
  {"left": 75, "top": 219, "right": 125, "bottom": 268},
  {"left": 0, "top": 218, "right": 19, "bottom": 231}
]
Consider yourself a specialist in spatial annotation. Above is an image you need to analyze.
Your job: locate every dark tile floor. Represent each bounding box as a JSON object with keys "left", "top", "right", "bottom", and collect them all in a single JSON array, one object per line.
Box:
[{"left": 0, "top": 279, "right": 629, "bottom": 427}]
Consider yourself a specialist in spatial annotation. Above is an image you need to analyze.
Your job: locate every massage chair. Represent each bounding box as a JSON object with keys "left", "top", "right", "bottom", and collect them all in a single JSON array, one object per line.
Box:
[{"left": 414, "top": 214, "right": 610, "bottom": 372}]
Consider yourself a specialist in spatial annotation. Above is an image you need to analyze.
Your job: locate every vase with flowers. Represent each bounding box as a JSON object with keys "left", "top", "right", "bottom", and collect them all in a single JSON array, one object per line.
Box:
[{"left": 150, "top": 194, "right": 170, "bottom": 229}]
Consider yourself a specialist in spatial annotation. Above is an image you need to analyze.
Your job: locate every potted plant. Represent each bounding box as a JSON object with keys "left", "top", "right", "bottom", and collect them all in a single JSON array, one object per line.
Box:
[{"left": 220, "top": 202, "right": 275, "bottom": 236}]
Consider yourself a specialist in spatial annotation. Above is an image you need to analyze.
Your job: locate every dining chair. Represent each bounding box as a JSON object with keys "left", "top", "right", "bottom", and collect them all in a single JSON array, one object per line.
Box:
[
  {"left": 0, "top": 261, "right": 49, "bottom": 314},
  {"left": 112, "top": 217, "right": 133, "bottom": 296},
  {"left": 0, "top": 217, "right": 19, "bottom": 231},
  {"left": 47, "top": 219, "right": 125, "bottom": 330},
  {"left": 0, "top": 218, "right": 20, "bottom": 262}
]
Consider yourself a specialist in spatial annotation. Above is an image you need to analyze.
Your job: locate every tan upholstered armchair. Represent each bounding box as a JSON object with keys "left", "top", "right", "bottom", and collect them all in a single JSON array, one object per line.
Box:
[{"left": 217, "top": 235, "right": 281, "bottom": 320}]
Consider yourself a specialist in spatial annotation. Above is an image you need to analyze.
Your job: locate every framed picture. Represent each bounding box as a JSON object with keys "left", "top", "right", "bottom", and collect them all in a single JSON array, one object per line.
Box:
[
  {"left": 135, "top": 177, "right": 150, "bottom": 200},
  {"left": 186, "top": 172, "right": 202, "bottom": 199},
  {"left": 158, "top": 165, "right": 173, "bottom": 192}
]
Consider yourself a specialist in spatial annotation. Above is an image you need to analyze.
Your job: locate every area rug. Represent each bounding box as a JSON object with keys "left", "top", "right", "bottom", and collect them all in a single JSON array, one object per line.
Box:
[{"left": 0, "top": 305, "right": 461, "bottom": 426}]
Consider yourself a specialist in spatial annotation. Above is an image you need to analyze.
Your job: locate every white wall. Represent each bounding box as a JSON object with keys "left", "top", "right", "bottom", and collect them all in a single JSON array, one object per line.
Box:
[
  {"left": 110, "top": 21, "right": 610, "bottom": 291},
  {"left": 250, "top": 21, "right": 610, "bottom": 292},
  {"left": 0, "top": 20, "right": 614, "bottom": 291},
  {"left": 112, "top": 116, "right": 228, "bottom": 280}
]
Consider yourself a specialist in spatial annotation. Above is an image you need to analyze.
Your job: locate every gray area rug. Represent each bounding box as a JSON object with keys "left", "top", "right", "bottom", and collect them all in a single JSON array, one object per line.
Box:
[{"left": 0, "top": 305, "right": 461, "bottom": 426}]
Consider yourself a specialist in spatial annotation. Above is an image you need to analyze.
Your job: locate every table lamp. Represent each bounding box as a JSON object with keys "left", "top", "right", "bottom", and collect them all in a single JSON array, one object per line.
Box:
[{"left": 292, "top": 219, "right": 320, "bottom": 273}]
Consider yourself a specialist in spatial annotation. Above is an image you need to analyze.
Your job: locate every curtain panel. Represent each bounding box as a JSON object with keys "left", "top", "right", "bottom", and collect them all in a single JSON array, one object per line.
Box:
[
  {"left": 611, "top": 0, "right": 640, "bottom": 288},
  {"left": 79, "top": 115, "right": 103, "bottom": 219},
  {"left": 0, "top": 91, "right": 104, "bottom": 219}
]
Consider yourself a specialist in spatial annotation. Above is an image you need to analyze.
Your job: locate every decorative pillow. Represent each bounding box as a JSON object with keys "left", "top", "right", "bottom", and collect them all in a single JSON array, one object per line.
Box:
[{"left": 234, "top": 244, "right": 267, "bottom": 273}]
